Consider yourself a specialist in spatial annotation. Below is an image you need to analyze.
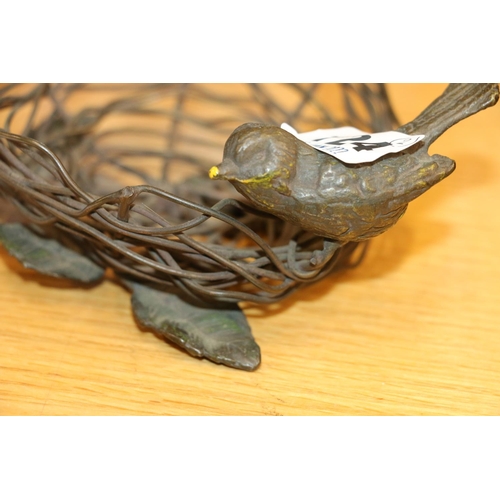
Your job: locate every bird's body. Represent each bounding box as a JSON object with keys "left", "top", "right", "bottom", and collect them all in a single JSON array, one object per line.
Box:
[{"left": 210, "top": 84, "right": 499, "bottom": 243}]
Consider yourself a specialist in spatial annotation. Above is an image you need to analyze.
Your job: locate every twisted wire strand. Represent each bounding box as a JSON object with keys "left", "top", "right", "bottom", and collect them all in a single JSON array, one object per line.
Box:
[{"left": 0, "top": 84, "right": 396, "bottom": 303}]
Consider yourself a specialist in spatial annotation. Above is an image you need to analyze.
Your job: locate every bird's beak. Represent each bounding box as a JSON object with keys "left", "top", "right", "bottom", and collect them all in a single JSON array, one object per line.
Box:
[{"left": 208, "top": 165, "right": 220, "bottom": 179}]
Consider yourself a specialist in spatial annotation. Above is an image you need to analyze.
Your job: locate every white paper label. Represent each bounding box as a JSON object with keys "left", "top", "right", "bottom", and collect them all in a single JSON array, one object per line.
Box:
[{"left": 281, "top": 123, "right": 425, "bottom": 164}]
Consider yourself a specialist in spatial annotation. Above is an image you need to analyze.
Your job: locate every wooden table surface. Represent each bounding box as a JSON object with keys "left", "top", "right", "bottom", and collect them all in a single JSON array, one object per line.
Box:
[{"left": 1, "top": 83, "right": 499, "bottom": 416}]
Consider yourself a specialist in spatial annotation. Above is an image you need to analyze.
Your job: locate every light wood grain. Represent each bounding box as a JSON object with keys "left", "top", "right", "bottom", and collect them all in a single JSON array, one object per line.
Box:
[{"left": 1, "top": 83, "right": 500, "bottom": 415}]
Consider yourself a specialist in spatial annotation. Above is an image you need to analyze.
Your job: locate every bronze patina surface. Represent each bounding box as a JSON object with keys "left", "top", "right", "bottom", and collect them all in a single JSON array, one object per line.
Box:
[
  {"left": 213, "top": 84, "right": 498, "bottom": 243},
  {"left": 0, "top": 84, "right": 497, "bottom": 369}
]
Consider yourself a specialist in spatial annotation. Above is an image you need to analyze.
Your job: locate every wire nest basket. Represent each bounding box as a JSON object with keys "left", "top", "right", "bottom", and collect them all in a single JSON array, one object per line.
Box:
[{"left": 0, "top": 83, "right": 398, "bottom": 304}]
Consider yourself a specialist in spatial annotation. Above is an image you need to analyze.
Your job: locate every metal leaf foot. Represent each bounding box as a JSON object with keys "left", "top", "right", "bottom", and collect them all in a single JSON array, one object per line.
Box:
[
  {"left": 130, "top": 282, "right": 261, "bottom": 371},
  {"left": 0, "top": 223, "right": 105, "bottom": 283}
]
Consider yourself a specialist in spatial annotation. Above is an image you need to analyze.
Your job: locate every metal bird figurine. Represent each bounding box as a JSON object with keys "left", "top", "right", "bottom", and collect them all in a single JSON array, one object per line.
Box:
[
  {"left": 210, "top": 84, "right": 499, "bottom": 243},
  {"left": 1, "top": 84, "right": 498, "bottom": 371}
]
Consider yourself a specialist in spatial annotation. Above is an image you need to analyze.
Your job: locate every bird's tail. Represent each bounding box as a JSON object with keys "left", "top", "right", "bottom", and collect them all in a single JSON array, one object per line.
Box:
[{"left": 398, "top": 83, "right": 499, "bottom": 147}]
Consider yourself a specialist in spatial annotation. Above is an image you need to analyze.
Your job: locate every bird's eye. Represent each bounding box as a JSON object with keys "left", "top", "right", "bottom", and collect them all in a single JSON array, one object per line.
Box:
[
  {"left": 247, "top": 149, "right": 267, "bottom": 163},
  {"left": 236, "top": 142, "right": 268, "bottom": 165}
]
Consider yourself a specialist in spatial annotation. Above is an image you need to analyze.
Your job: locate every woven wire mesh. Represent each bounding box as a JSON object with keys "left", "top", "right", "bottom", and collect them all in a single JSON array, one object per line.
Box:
[{"left": 0, "top": 83, "right": 399, "bottom": 303}]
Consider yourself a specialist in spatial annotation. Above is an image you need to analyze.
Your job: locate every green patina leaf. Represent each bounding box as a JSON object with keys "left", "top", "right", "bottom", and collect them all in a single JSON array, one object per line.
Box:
[
  {"left": 130, "top": 282, "right": 261, "bottom": 371},
  {"left": 0, "top": 223, "right": 104, "bottom": 283}
]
